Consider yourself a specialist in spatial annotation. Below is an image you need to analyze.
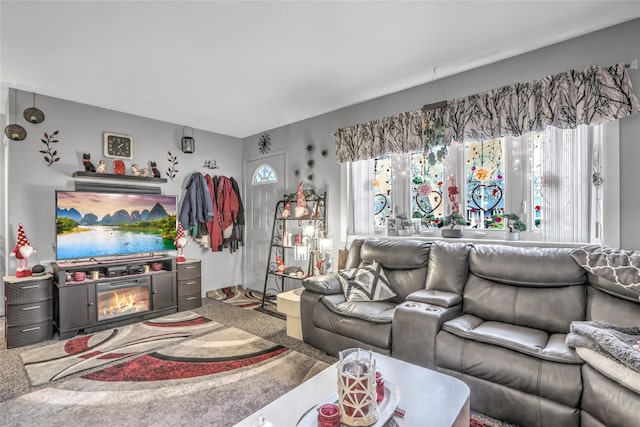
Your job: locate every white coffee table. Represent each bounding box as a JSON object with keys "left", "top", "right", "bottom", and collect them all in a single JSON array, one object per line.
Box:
[{"left": 234, "top": 352, "right": 470, "bottom": 427}]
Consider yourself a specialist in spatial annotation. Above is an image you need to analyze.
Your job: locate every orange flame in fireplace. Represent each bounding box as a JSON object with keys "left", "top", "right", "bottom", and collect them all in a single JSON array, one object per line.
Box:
[{"left": 101, "top": 289, "right": 148, "bottom": 318}]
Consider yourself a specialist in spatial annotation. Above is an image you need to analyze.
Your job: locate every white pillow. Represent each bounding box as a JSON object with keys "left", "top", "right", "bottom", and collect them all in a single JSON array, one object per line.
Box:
[{"left": 337, "top": 261, "right": 396, "bottom": 302}]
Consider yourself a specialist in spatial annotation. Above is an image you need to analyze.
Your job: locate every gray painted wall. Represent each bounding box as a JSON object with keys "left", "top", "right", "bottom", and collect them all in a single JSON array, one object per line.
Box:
[
  {"left": 242, "top": 18, "right": 640, "bottom": 254},
  {"left": 1, "top": 92, "right": 244, "bottom": 305}
]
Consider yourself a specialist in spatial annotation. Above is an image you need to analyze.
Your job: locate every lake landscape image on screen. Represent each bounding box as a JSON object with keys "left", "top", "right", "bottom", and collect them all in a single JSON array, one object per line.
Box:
[{"left": 56, "top": 191, "right": 177, "bottom": 260}]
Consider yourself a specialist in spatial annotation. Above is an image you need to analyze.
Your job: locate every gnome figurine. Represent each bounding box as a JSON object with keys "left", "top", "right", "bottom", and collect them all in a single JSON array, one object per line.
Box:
[
  {"left": 175, "top": 223, "right": 188, "bottom": 263},
  {"left": 294, "top": 182, "right": 310, "bottom": 219},
  {"left": 10, "top": 224, "right": 36, "bottom": 277}
]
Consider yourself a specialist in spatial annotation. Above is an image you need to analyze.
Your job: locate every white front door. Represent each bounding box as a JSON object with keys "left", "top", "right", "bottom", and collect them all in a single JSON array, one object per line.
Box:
[{"left": 243, "top": 153, "right": 285, "bottom": 292}]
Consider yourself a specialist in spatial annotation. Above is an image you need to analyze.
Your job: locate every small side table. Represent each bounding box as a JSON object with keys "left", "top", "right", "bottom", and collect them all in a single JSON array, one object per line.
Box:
[{"left": 277, "top": 288, "right": 303, "bottom": 340}]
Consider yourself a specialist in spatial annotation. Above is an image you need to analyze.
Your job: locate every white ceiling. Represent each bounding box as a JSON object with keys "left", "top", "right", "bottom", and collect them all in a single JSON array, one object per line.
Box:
[{"left": 2, "top": 1, "right": 640, "bottom": 139}]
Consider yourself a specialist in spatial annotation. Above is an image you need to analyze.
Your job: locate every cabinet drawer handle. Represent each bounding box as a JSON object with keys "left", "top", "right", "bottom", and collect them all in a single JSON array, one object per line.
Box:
[
  {"left": 185, "top": 297, "right": 198, "bottom": 301},
  {"left": 88, "top": 302, "right": 94, "bottom": 306},
  {"left": 21, "top": 305, "right": 40, "bottom": 311},
  {"left": 21, "top": 326, "right": 41, "bottom": 333},
  {"left": 185, "top": 266, "right": 196, "bottom": 270},
  {"left": 185, "top": 281, "right": 197, "bottom": 285},
  {"left": 20, "top": 285, "right": 40, "bottom": 290}
]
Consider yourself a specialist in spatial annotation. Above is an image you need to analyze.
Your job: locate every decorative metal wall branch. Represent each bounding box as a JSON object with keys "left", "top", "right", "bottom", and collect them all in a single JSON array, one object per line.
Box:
[{"left": 39, "top": 130, "right": 60, "bottom": 166}]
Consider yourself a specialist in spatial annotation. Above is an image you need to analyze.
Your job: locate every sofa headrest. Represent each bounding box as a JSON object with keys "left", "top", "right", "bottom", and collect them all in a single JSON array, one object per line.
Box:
[
  {"left": 361, "top": 239, "right": 431, "bottom": 269},
  {"left": 469, "top": 244, "right": 585, "bottom": 286}
]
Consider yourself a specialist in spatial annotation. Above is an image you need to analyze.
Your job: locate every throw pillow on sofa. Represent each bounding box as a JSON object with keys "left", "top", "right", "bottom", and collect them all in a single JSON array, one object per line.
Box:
[{"left": 338, "top": 261, "right": 396, "bottom": 302}]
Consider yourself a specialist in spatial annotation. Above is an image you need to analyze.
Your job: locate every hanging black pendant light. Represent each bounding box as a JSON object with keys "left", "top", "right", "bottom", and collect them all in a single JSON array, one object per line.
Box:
[
  {"left": 181, "top": 126, "right": 195, "bottom": 154},
  {"left": 23, "top": 92, "right": 45, "bottom": 124},
  {"left": 4, "top": 88, "right": 27, "bottom": 141}
]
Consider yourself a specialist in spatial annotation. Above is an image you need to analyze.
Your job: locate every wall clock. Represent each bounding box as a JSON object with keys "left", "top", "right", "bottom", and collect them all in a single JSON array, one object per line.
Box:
[{"left": 104, "top": 132, "right": 133, "bottom": 159}]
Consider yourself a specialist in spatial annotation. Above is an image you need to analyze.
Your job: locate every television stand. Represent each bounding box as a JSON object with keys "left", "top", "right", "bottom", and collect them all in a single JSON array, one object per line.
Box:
[{"left": 52, "top": 255, "right": 177, "bottom": 339}]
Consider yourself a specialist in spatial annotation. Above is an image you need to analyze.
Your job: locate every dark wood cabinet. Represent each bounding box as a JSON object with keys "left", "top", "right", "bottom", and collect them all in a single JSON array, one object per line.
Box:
[
  {"left": 3, "top": 274, "right": 54, "bottom": 348},
  {"left": 57, "top": 282, "right": 97, "bottom": 339},
  {"left": 151, "top": 271, "right": 177, "bottom": 310},
  {"left": 52, "top": 256, "right": 178, "bottom": 339},
  {"left": 177, "top": 260, "right": 201, "bottom": 311}
]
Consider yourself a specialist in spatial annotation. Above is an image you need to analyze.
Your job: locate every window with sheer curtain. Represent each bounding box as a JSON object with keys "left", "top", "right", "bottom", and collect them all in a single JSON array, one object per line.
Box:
[{"left": 346, "top": 124, "right": 609, "bottom": 243}]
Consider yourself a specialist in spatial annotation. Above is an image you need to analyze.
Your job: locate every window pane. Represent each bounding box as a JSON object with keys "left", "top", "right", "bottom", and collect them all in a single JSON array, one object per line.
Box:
[
  {"left": 373, "top": 156, "right": 393, "bottom": 230},
  {"left": 465, "top": 139, "right": 505, "bottom": 229},
  {"left": 532, "top": 133, "right": 542, "bottom": 230},
  {"left": 410, "top": 152, "right": 444, "bottom": 226},
  {"left": 253, "top": 163, "right": 277, "bottom": 185}
]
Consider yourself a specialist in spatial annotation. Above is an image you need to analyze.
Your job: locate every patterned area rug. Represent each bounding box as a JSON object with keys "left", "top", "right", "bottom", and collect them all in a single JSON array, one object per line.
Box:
[
  {"left": 4, "top": 325, "right": 329, "bottom": 426},
  {"left": 20, "top": 310, "right": 222, "bottom": 386},
  {"left": 206, "top": 285, "right": 277, "bottom": 311}
]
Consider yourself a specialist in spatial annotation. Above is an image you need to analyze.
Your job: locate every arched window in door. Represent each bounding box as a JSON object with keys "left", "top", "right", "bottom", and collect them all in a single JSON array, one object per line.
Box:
[{"left": 252, "top": 163, "right": 278, "bottom": 185}]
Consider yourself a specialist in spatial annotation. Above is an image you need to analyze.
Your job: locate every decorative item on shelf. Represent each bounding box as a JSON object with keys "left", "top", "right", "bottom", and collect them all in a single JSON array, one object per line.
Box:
[
  {"left": 39, "top": 130, "right": 60, "bottom": 166},
  {"left": 23, "top": 92, "right": 45, "bottom": 124},
  {"left": 82, "top": 153, "right": 96, "bottom": 172},
  {"left": 294, "top": 182, "right": 310, "bottom": 219},
  {"left": 72, "top": 271, "right": 86, "bottom": 282},
  {"left": 275, "top": 255, "right": 286, "bottom": 273},
  {"left": 104, "top": 132, "right": 133, "bottom": 159},
  {"left": 140, "top": 167, "right": 150, "bottom": 177},
  {"left": 181, "top": 126, "right": 195, "bottom": 154},
  {"left": 203, "top": 159, "right": 218, "bottom": 169},
  {"left": 150, "top": 161, "right": 161, "bottom": 178},
  {"left": 166, "top": 151, "right": 179, "bottom": 180},
  {"left": 131, "top": 163, "right": 141, "bottom": 175},
  {"left": 337, "top": 348, "right": 378, "bottom": 426},
  {"left": 151, "top": 262, "right": 163, "bottom": 271},
  {"left": 4, "top": 88, "right": 27, "bottom": 141},
  {"left": 175, "top": 223, "right": 188, "bottom": 263},
  {"left": 113, "top": 159, "right": 126, "bottom": 175},
  {"left": 96, "top": 160, "right": 106, "bottom": 173},
  {"left": 10, "top": 224, "right": 36, "bottom": 277},
  {"left": 439, "top": 213, "right": 468, "bottom": 238},
  {"left": 503, "top": 212, "right": 526, "bottom": 241},
  {"left": 258, "top": 133, "right": 271, "bottom": 154},
  {"left": 282, "top": 201, "right": 291, "bottom": 219}
]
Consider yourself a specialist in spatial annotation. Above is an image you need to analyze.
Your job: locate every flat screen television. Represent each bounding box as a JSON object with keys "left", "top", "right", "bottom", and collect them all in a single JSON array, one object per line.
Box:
[{"left": 55, "top": 190, "right": 178, "bottom": 260}]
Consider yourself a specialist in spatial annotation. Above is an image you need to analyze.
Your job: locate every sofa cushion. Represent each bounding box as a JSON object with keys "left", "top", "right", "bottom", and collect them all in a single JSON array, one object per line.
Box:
[
  {"left": 360, "top": 239, "right": 431, "bottom": 303},
  {"left": 443, "top": 314, "right": 582, "bottom": 364},
  {"left": 425, "top": 241, "right": 470, "bottom": 294},
  {"left": 314, "top": 294, "right": 394, "bottom": 349},
  {"left": 436, "top": 330, "right": 583, "bottom": 409},
  {"left": 587, "top": 286, "right": 640, "bottom": 327},
  {"left": 337, "top": 261, "right": 396, "bottom": 302},
  {"left": 464, "top": 274, "right": 586, "bottom": 333},
  {"left": 469, "top": 244, "right": 585, "bottom": 286}
]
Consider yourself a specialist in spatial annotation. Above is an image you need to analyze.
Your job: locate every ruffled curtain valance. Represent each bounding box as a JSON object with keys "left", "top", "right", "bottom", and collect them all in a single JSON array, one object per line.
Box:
[{"left": 335, "top": 63, "right": 640, "bottom": 163}]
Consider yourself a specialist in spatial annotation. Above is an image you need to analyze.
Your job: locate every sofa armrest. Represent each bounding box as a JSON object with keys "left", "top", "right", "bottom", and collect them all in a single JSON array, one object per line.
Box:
[
  {"left": 407, "top": 289, "right": 462, "bottom": 308},
  {"left": 302, "top": 274, "right": 343, "bottom": 295},
  {"left": 392, "top": 301, "right": 462, "bottom": 369}
]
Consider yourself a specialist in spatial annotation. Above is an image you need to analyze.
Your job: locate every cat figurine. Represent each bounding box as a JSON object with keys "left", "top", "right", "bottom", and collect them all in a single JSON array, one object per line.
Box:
[
  {"left": 82, "top": 153, "right": 96, "bottom": 172},
  {"left": 150, "top": 161, "right": 161, "bottom": 178}
]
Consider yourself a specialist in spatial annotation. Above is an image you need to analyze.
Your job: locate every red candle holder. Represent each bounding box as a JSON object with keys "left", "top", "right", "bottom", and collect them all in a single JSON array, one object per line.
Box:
[{"left": 317, "top": 403, "right": 340, "bottom": 427}]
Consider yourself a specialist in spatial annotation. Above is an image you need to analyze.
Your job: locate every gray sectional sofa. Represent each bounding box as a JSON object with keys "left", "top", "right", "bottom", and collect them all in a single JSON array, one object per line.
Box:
[{"left": 300, "top": 239, "right": 640, "bottom": 427}]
